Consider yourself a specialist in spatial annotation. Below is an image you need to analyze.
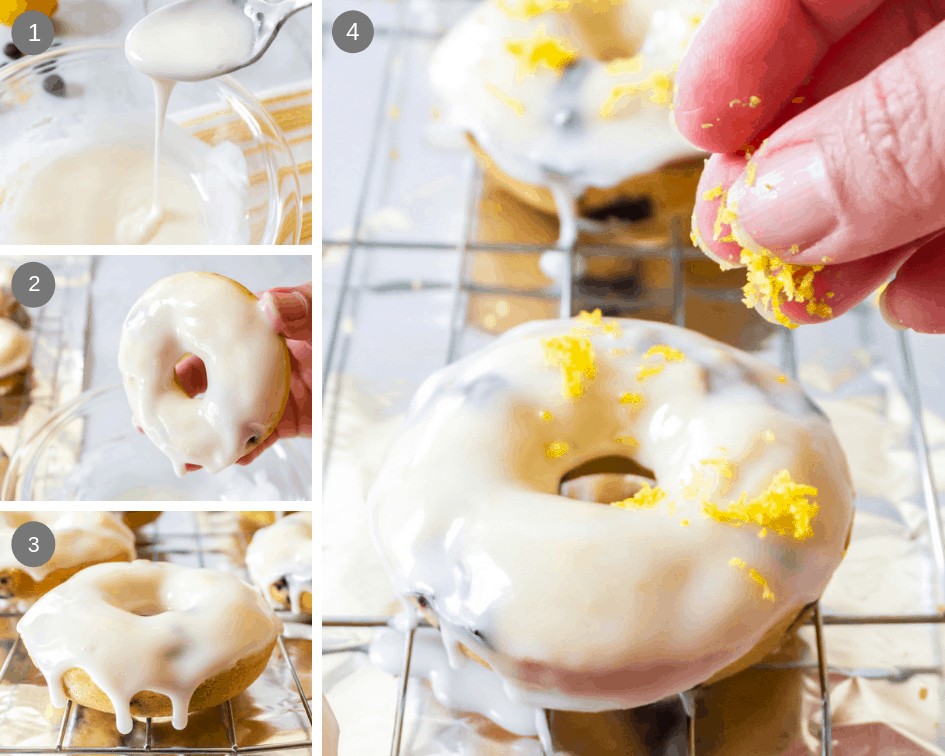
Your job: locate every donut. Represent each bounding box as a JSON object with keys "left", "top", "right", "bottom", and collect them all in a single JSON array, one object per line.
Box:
[
  {"left": 121, "top": 511, "right": 162, "bottom": 530},
  {"left": 17, "top": 559, "right": 283, "bottom": 735},
  {"left": 431, "top": 0, "right": 708, "bottom": 245},
  {"left": 246, "top": 512, "right": 312, "bottom": 615},
  {"left": 0, "top": 318, "right": 32, "bottom": 395},
  {"left": 323, "top": 694, "right": 340, "bottom": 756},
  {"left": 370, "top": 312, "right": 854, "bottom": 712},
  {"left": 238, "top": 510, "right": 299, "bottom": 529},
  {"left": 0, "top": 512, "right": 135, "bottom": 610},
  {"left": 118, "top": 272, "right": 291, "bottom": 477}
]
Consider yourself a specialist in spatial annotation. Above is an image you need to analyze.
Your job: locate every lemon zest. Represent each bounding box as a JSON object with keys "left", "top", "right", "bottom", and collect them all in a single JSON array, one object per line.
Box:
[
  {"left": 505, "top": 26, "right": 577, "bottom": 75},
  {"left": 541, "top": 335, "right": 595, "bottom": 398},
  {"left": 544, "top": 441, "right": 569, "bottom": 459},
  {"left": 703, "top": 470, "right": 819, "bottom": 540},
  {"left": 611, "top": 483, "right": 666, "bottom": 509}
]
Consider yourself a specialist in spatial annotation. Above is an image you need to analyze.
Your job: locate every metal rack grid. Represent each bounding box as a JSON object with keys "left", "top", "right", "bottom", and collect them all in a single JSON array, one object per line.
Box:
[
  {"left": 0, "top": 512, "right": 313, "bottom": 755},
  {"left": 321, "top": 2, "right": 945, "bottom": 754}
]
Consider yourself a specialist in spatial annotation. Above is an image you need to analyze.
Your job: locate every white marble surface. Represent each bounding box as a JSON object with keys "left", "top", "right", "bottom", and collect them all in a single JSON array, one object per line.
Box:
[
  {"left": 90, "top": 254, "right": 313, "bottom": 465},
  {"left": 0, "top": 0, "right": 312, "bottom": 96}
]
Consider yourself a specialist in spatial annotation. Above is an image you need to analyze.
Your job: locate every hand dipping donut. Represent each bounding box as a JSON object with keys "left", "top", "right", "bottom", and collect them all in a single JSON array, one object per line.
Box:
[{"left": 118, "top": 272, "right": 291, "bottom": 477}]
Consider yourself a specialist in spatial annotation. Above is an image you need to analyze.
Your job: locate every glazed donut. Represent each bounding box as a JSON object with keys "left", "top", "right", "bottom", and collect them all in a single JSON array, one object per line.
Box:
[
  {"left": 0, "top": 318, "right": 32, "bottom": 392},
  {"left": 370, "top": 312, "right": 854, "bottom": 711},
  {"left": 431, "top": 0, "right": 707, "bottom": 244},
  {"left": 17, "top": 559, "right": 283, "bottom": 734},
  {"left": 246, "top": 512, "right": 312, "bottom": 615},
  {"left": 0, "top": 512, "right": 135, "bottom": 610},
  {"left": 121, "top": 511, "right": 162, "bottom": 530},
  {"left": 118, "top": 272, "right": 291, "bottom": 477}
]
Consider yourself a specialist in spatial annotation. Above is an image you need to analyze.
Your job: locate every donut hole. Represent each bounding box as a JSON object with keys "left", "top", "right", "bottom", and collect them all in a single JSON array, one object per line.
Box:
[
  {"left": 174, "top": 354, "right": 207, "bottom": 399},
  {"left": 130, "top": 604, "right": 168, "bottom": 617},
  {"left": 559, "top": 455, "right": 657, "bottom": 504}
]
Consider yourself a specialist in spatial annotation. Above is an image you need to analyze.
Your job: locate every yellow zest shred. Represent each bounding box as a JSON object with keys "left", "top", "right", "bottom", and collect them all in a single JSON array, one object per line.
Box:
[
  {"left": 703, "top": 470, "right": 819, "bottom": 539},
  {"left": 611, "top": 483, "right": 666, "bottom": 509},
  {"left": 540, "top": 410, "right": 554, "bottom": 421},
  {"left": 494, "top": 0, "right": 576, "bottom": 19},
  {"left": 712, "top": 194, "right": 733, "bottom": 240},
  {"left": 575, "top": 309, "right": 623, "bottom": 336},
  {"left": 541, "top": 335, "right": 595, "bottom": 398},
  {"left": 701, "top": 123, "right": 713, "bottom": 128},
  {"left": 764, "top": 430, "right": 776, "bottom": 442},
  {"left": 729, "top": 557, "right": 745, "bottom": 568},
  {"left": 620, "top": 392, "right": 644, "bottom": 407},
  {"left": 721, "top": 235, "right": 735, "bottom": 243},
  {"left": 749, "top": 95, "right": 761, "bottom": 107},
  {"left": 600, "top": 71, "right": 674, "bottom": 117},
  {"left": 485, "top": 83, "right": 526, "bottom": 115},
  {"left": 680, "top": 519, "right": 690, "bottom": 526},
  {"left": 746, "top": 161, "right": 757, "bottom": 187},
  {"left": 702, "top": 184, "right": 725, "bottom": 201},
  {"left": 701, "top": 457, "right": 735, "bottom": 479},
  {"left": 605, "top": 55, "right": 642, "bottom": 75},
  {"left": 749, "top": 569, "right": 776, "bottom": 601},
  {"left": 637, "top": 363, "right": 664, "bottom": 381},
  {"left": 789, "top": 245, "right": 800, "bottom": 255},
  {"left": 758, "top": 527, "right": 768, "bottom": 538},
  {"left": 644, "top": 345, "right": 685, "bottom": 362},
  {"left": 505, "top": 26, "right": 577, "bottom": 75},
  {"left": 776, "top": 375, "right": 788, "bottom": 384},
  {"left": 728, "top": 98, "right": 742, "bottom": 108},
  {"left": 576, "top": 309, "right": 602, "bottom": 326},
  {"left": 739, "top": 248, "right": 824, "bottom": 329},
  {"left": 544, "top": 441, "right": 569, "bottom": 459},
  {"left": 615, "top": 436, "right": 639, "bottom": 447}
]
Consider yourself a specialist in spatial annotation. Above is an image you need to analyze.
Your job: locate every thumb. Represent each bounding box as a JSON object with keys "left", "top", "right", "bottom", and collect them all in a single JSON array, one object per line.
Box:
[
  {"left": 260, "top": 283, "right": 312, "bottom": 341},
  {"left": 721, "top": 20, "right": 945, "bottom": 267}
]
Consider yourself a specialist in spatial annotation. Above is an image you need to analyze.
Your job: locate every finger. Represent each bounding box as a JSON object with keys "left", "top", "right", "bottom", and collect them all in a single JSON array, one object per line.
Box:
[
  {"left": 879, "top": 231, "right": 945, "bottom": 332},
  {"left": 184, "top": 463, "right": 202, "bottom": 473},
  {"left": 236, "top": 430, "right": 279, "bottom": 466},
  {"left": 718, "top": 19, "right": 945, "bottom": 268},
  {"left": 259, "top": 283, "right": 312, "bottom": 341},
  {"left": 773, "top": 242, "right": 919, "bottom": 326},
  {"left": 174, "top": 354, "right": 207, "bottom": 398},
  {"left": 675, "top": 0, "right": 885, "bottom": 151}
]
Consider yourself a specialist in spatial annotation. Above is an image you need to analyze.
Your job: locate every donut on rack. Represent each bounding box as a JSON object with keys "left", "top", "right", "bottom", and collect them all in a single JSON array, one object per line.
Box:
[
  {"left": 0, "top": 512, "right": 135, "bottom": 610},
  {"left": 118, "top": 272, "right": 291, "bottom": 477},
  {"left": 246, "top": 512, "right": 312, "bottom": 615},
  {"left": 370, "top": 312, "right": 854, "bottom": 713},
  {"left": 431, "top": 0, "right": 708, "bottom": 246},
  {"left": 17, "top": 559, "right": 284, "bottom": 735}
]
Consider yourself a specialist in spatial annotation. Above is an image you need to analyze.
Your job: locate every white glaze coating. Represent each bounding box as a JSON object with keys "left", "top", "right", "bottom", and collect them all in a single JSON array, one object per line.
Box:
[
  {"left": 0, "top": 512, "right": 135, "bottom": 583},
  {"left": 370, "top": 316, "right": 854, "bottom": 712},
  {"left": 430, "top": 0, "right": 707, "bottom": 226},
  {"left": 17, "top": 559, "right": 283, "bottom": 735},
  {"left": 118, "top": 272, "right": 289, "bottom": 477},
  {"left": 0, "top": 320, "right": 31, "bottom": 379},
  {"left": 246, "top": 512, "right": 312, "bottom": 614}
]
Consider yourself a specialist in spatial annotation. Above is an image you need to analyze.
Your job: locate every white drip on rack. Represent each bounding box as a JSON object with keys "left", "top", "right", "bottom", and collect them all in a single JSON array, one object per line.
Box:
[
  {"left": 321, "top": 2, "right": 945, "bottom": 755},
  {"left": 0, "top": 512, "right": 312, "bottom": 755}
]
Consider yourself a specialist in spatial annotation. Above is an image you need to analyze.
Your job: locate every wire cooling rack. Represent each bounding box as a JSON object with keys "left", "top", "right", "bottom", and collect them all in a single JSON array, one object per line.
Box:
[
  {"left": 0, "top": 512, "right": 313, "bottom": 755},
  {"left": 322, "top": 2, "right": 945, "bottom": 754}
]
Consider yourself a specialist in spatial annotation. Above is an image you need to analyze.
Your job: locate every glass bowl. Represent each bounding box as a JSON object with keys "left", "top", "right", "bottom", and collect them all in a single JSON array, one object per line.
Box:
[
  {"left": 0, "top": 42, "right": 302, "bottom": 244},
  {"left": 2, "top": 385, "right": 312, "bottom": 501}
]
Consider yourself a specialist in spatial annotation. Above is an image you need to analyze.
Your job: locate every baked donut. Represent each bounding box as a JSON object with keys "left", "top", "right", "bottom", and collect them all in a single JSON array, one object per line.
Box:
[
  {"left": 370, "top": 312, "right": 854, "bottom": 712},
  {"left": 17, "top": 559, "right": 283, "bottom": 734},
  {"left": 0, "top": 318, "right": 32, "bottom": 396},
  {"left": 118, "top": 272, "right": 291, "bottom": 476},
  {"left": 121, "top": 511, "right": 162, "bottom": 530},
  {"left": 246, "top": 512, "right": 312, "bottom": 615},
  {"left": 0, "top": 512, "right": 135, "bottom": 610},
  {"left": 431, "top": 0, "right": 708, "bottom": 245},
  {"left": 238, "top": 510, "right": 299, "bottom": 529}
]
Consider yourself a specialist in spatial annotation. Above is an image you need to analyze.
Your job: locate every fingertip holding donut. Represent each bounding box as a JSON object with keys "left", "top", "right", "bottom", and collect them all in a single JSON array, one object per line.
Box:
[
  {"left": 118, "top": 272, "right": 292, "bottom": 477},
  {"left": 878, "top": 286, "right": 908, "bottom": 331}
]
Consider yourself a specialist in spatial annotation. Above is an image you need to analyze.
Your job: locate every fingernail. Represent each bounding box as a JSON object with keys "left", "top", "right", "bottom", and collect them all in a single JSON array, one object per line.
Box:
[
  {"left": 727, "top": 144, "right": 836, "bottom": 253},
  {"left": 263, "top": 290, "right": 309, "bottom": 323},
  {"left": 878, "top": 286, "right": 907, "bottom": 331}
]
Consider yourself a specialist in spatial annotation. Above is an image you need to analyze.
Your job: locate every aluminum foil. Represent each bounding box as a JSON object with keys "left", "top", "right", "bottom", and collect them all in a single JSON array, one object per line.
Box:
[{"left": 0, "top": 510, "right": 312, "bottom": 752}]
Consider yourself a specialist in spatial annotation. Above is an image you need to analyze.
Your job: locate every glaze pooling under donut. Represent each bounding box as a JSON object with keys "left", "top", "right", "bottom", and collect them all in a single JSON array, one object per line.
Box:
[
  {"left": 118, "top": 272, "right": 290, "bottom": 476},
  {"left": 431, "top": 0, "right": 707, "bottom": 243},
  {"left": 18, "top": 559, "right": 283, "bottom": 734},
  {"left": 370, "top": 314, "right": 854, "bottom": 711}
]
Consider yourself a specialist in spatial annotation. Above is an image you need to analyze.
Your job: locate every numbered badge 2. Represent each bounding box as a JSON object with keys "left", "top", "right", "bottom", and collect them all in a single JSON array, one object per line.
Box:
[{"left": 11, "top": 262, "right": 55, "bottom": 308}]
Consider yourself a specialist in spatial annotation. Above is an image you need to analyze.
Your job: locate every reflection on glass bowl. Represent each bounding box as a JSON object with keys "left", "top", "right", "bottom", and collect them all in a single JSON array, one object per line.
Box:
[
  {"left": 2, "top": 385, "right": 312, "bottom": 501},
  {"left": 0, "top": 43, "right": 302, "bottom": 244}
]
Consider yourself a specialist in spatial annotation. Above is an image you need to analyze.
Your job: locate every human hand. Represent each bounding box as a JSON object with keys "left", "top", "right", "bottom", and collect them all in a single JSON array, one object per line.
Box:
[
  {"left": 172, "top": 282, "right": 313, "bottom": 472},
  {"left": 675, "top": 0, "right": 945, "bottom": 331}
]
